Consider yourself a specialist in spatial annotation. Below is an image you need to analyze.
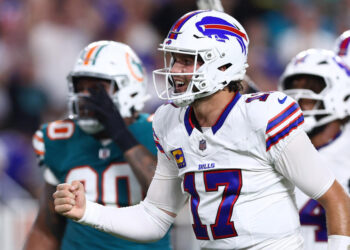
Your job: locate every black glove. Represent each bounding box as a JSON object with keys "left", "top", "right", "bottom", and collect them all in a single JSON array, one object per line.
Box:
[{"left": 84, "top": 84, "right": 138, "bottom": 152}]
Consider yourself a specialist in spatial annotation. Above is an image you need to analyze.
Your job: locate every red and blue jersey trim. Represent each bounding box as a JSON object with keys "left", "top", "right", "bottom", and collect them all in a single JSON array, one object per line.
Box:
[
  {"left": 184, "top": 92, "right": 241, "bottom": 136},
  {"left": 266, "top": 113, "right": 304, "bottom": 151},
  {"left": 155, "top": 141, "right": 165, "bottom": 153},
  {"left": 153, "top": 128, "right": 159, "bottom": 141},
  {"left": 266, "top": 102, "right": 300, "bottom": 134},
  {"left": 153, "top": 129, "right": 166, "bottom": 154},
  {"left": 212, "top": 92, "right": 241, "bottom": 134},
  {"left": 184, "top": 106, "right": 196, "bottom": 136}
]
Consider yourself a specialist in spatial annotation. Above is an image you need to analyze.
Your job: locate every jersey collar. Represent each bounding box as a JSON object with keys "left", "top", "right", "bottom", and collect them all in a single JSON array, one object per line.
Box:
[{"left": 184, "top": 92, "right": 241, "bottom": 136}]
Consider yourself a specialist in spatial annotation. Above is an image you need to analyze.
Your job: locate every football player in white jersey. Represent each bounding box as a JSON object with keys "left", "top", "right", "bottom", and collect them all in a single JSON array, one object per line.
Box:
[
  {"left": 53, "top": 10, "right": 350, "bottom": 250},
  {"left": 334, "top": 30, "right": 350, "bottom": 66},
  {"left": 279, "top": 48, "right": 350, "bottom": 250}
]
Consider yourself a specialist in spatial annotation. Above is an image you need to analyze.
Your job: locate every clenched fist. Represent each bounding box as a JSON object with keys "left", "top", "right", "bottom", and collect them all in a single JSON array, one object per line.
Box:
[{"left": 53, "top": 180, "right": 86, "bottom": 221}]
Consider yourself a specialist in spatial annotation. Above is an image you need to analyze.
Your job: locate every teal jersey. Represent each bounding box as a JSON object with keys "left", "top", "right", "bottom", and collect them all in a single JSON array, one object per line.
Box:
[{"left": 34, "top": 114, "right": 171, "bottom": 250}]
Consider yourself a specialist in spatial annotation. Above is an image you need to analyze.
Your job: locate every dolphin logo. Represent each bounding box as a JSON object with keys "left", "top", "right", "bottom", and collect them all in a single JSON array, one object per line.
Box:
[{"left": 196, "top": 16, "right": 248, "bottom": 54}]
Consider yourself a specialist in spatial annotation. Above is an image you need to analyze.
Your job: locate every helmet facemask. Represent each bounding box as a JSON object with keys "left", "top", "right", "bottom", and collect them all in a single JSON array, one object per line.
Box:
[
  {"left": 282, "top": 86, "right": 330, "bottom": 133},
  {"left": 153, "top": 50, "right": 206, "bottom": 107},
  {"left": 153, "top": 48, "right": 247, "bottom": 107},
  {"left": 67, "top": 76, "right": 118, "bottom": 134}
]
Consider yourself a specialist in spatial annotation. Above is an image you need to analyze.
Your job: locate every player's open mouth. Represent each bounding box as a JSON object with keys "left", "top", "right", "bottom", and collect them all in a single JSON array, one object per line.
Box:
[{"left": 174, "top": 80, "right": 187, "bottom": 93}]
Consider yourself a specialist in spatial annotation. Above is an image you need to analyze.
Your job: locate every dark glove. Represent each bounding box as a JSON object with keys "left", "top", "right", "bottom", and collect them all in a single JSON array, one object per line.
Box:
[{"left": 84, "top": 84, "right": 138, "bottom": 152}]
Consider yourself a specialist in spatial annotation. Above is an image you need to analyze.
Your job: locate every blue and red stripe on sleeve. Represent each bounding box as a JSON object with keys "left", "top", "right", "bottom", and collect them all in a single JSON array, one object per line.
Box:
[{"left": 265, "top": 102, "right": 304, "bottom": 151}]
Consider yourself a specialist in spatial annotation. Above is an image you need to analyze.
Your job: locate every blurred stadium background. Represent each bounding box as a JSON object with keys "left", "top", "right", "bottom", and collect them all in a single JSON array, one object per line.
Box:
[{"left": 0, "top": 0, "right": 348, "bottom": 249}]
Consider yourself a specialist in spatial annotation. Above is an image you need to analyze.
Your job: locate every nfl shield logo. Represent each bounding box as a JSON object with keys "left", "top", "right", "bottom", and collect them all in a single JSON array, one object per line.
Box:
[
  {"left": 99, "top": 148, "right": 110, "bottom": 159},
  {"left": 199, "top": 139, "right": 206, "bottom": 151}
]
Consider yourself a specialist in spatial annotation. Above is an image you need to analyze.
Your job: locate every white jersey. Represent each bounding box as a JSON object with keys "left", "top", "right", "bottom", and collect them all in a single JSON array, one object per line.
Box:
[
  {"left": 153, "top": 91, "right": 308, "bottom": 249},
  {"left": 295, "top": 123, "right": 350, "bottom": 250}
]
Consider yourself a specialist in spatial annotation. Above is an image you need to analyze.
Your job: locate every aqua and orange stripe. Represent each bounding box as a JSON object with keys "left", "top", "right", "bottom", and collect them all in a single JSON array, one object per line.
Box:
[{"left": 83, "top": 45, "right": 107, "bottom": 65}]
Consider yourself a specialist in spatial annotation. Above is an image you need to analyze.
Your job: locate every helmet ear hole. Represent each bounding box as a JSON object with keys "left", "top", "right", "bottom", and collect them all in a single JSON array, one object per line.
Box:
[
  {"left": 218, "top": 63, "right": 232, "bottom": 71},
  {"left": 344, "top": 95, "right": 350, "bottom": 102}
]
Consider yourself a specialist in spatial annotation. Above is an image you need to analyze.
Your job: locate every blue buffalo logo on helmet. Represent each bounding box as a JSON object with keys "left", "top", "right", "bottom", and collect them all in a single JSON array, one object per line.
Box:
[{"left": 195, "top": 16, "right": 248, "bottom": 54}]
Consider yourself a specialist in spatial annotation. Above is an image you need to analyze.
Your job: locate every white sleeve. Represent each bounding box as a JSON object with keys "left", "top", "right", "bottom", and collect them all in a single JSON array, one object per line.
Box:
[
  {"left": 274, "top": 131, "right": 335, "bottom": 199},
  {"left": 77, "top": 154, "right": 187, "bottom": 242},
  {"left": 146, "top": 150, "right": 188, "bottom": 214},
  {"left": 149, "top": 104, "right": 188, "bottom": 214},
  {"left": 78, "top": 199, "right": 175, "bottom": 242}
]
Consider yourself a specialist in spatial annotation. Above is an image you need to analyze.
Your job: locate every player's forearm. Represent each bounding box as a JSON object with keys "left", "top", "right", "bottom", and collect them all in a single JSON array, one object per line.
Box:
[
  {"left": 318, "top": 181, "right": 350, "bottom": 236},
  {"left": 24, "top": 227, "right": 60, "bottom": 250},
  {"left": 325, "top": 200, "right": 350, "bottom": 236},
  {"left": 124, "top": 144, "right": 156, "bottom": 190},
  {"left": 25, "top": 183, "right": 66, "bottom": 250},
  {"left": 77, "top": 199, "right": 174, "bottom": 242}
]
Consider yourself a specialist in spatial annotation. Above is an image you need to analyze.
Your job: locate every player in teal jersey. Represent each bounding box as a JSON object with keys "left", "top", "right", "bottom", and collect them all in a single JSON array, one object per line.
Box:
[{"left": 24, "top": 41, "right": 171, "bottom": 250}]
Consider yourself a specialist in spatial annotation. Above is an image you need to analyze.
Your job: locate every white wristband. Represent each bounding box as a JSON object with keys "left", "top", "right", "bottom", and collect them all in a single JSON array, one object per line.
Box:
[{"left": 328, "top": 235, "right": 350, "bottom": 250}]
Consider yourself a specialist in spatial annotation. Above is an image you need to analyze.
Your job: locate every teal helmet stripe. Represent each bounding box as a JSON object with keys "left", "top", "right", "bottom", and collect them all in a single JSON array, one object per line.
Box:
[
  {"left": 92, "top": 45, "right": 108, "bottom": 65},
  {"left": 80, "top": 49, "right": 88, "bottom": 61}
]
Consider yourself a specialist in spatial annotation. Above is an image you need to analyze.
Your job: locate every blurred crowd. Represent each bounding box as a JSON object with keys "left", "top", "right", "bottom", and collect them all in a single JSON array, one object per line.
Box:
[{"left": 0, "top": 0, "right": 348, "bottom": 201}]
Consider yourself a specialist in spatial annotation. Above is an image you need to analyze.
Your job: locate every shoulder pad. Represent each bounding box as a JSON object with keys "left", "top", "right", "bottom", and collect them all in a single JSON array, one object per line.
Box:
[
  {"left": 264, "top": 92, "right": 304, "bottom": 151},
  {"left": 242, "top": 91, "right": 304, "bottom": 152}
]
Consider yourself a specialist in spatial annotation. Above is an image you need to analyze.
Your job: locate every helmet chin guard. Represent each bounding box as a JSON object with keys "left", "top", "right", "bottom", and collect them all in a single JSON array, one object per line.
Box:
[
  {"left": 153, "top": 10, "right": 249, "bottom": 106},
  {"left": 77, "top": 119, "right": 104, "bottom": 134}
]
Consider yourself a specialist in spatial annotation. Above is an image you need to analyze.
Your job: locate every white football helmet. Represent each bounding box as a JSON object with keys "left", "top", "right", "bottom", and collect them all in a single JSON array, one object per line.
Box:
[
  {"left": 334, "top": 30, "right": 350, "bottom": 66},
  {"left": 67, "top": 40, "right": 148, "bottom": 134},
  {"left": 279, "top": 48, "right": 350, "bottom": 133},
  {"left": 153, "top": 10, "right": 249, "bottom": 107}
]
